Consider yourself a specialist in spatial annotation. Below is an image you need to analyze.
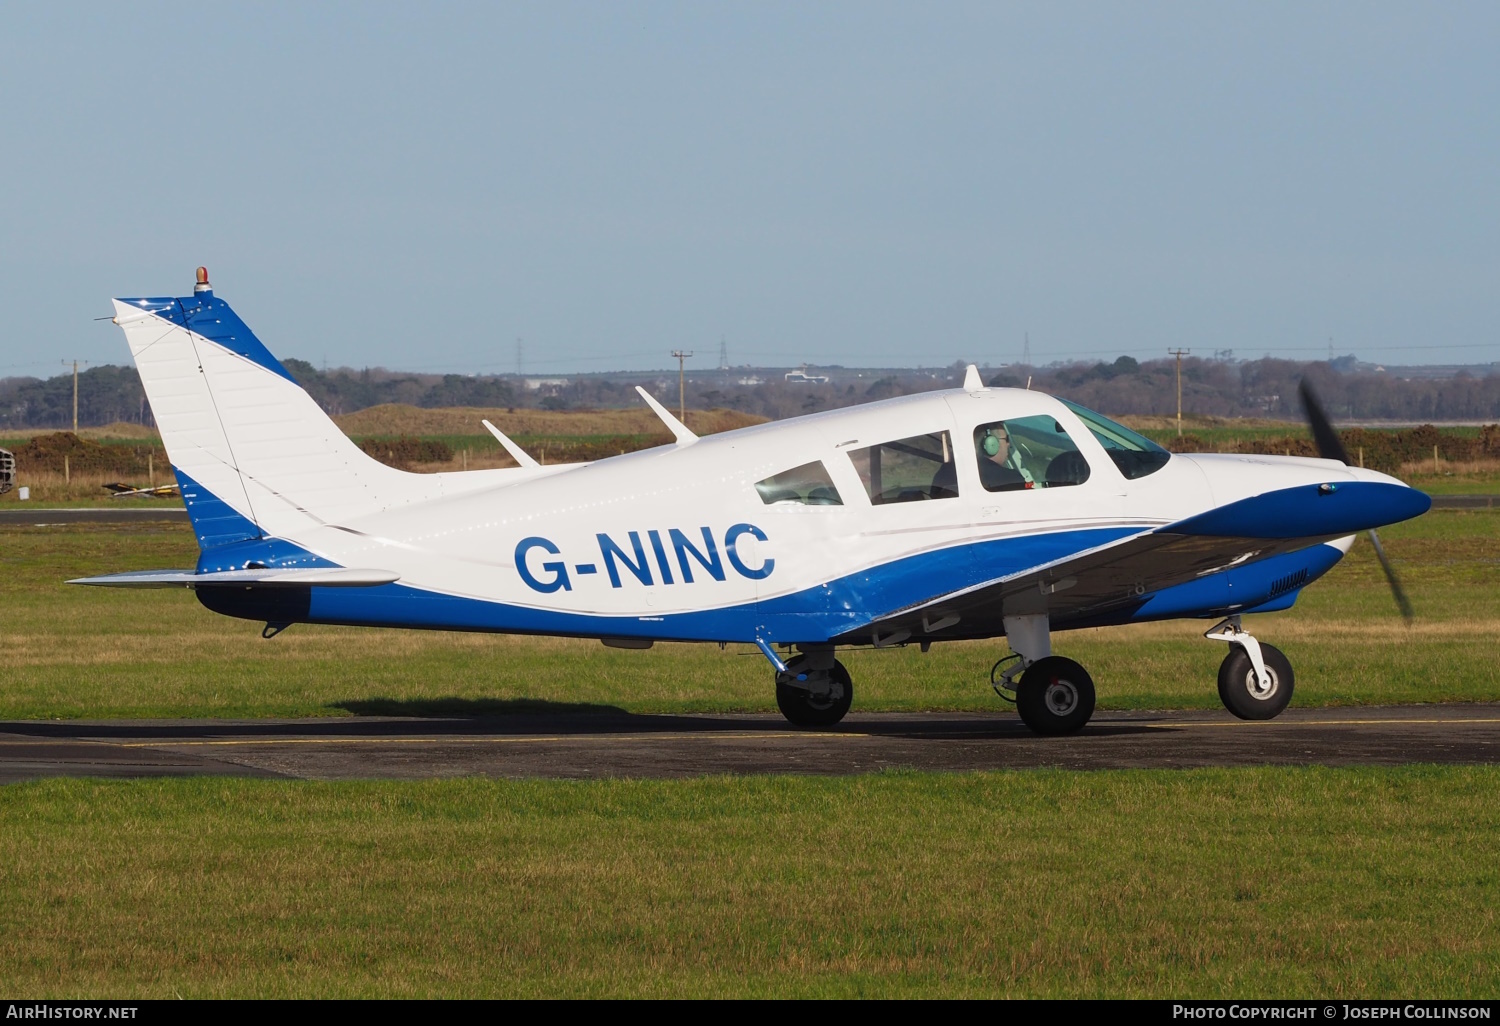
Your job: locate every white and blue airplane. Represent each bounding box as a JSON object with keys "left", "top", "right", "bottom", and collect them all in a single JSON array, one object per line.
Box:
[{"left": 73, "top": 269, "right": 1430, "bottom": 734}]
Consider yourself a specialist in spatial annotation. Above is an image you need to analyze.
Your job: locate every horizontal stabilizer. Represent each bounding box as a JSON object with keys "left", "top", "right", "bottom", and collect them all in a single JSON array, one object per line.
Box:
[{"left": 68, "top": 567, "right": 400, "bottom": 589}]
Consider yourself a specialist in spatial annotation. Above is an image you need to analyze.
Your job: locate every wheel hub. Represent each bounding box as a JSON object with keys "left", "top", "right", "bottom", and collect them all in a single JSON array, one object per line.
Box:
[
  {"left": 1043, "top": 678, "right": 1078, "bottom": 717},
  {"left": 805, "top": 673, "right": 845, "bottom": 708},
  {"left": 779, "top": 667, "right": 843, "bottom": 707},
  {"left": 1244, "top": 667, "right": 1278, "bottom": 700}
]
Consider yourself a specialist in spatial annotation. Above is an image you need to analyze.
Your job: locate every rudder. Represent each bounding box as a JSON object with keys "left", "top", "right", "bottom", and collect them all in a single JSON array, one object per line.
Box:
[{"left": 113, "top": 269, "right": 451, "bottom": 547}]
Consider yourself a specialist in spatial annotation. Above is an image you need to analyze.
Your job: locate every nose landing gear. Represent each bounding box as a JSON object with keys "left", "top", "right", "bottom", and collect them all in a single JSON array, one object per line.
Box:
[{"left": 1205, "top": 616, "right": 1295, "bottom": 720}]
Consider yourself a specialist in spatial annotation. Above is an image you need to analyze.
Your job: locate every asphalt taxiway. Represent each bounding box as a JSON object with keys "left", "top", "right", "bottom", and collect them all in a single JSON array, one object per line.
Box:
[{"left": 1, "top": 705, "right": 1496, "bottom": 783}]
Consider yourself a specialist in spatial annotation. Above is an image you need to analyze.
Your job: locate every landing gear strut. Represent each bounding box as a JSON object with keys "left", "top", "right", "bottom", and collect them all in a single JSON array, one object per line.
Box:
[
  {"left": 774, "top": 651, "right": 853, "bottom": 728},
  {"left": 995, "top": 613, "right": 1096, "bottom": 735},
  {"left": 1205, "top": 616, "right": 1295, "bottom": 720}
]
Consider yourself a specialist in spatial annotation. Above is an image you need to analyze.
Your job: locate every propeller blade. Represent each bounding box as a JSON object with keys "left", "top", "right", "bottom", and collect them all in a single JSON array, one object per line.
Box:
[
  {"left": 1367, "top": 529, "right": 1415, "bottom": 625},
  {"left": 1303, "top": 384, "right": 1414, "bottom": 622},
  {"left": 1298, "top": 379, "right": 1352, "bottom": 465}
]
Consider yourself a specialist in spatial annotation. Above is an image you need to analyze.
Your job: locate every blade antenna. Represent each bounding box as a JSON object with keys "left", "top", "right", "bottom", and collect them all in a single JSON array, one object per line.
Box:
[
  {"left": 481, "top": 419, "right": 539, "bottom": 468},
  {"left": 635, "top": 386, "right": 698, "bottom": 446}
]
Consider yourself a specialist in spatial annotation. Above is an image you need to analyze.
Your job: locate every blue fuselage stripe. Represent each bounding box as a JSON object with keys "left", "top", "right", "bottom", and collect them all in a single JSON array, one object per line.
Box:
[{"left": 198, "top": 527, "right": 1346, "bottom": 643}]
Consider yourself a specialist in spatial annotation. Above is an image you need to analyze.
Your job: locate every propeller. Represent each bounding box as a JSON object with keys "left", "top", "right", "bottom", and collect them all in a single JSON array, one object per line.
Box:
[{"left": 1298, "top": 379, "right": 1414, "bottom": 624}]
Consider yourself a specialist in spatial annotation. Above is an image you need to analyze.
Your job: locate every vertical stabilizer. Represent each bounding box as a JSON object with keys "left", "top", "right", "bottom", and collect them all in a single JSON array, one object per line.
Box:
[{"left": 113, "top": 270, "right": 465, "bottom": 549}]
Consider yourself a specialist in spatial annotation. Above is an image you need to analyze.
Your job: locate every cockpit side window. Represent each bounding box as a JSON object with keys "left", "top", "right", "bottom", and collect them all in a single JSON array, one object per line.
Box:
[
  {"left": 755, "top": 461, "right": 844, "bottom": 505},
  {"left": 1059, "top": 399, "right": 1171, "bottom": 480},
  {"left": 847, "top": 431, "right": 958, "bottom": 504},
  {"left": 974, "top": 416, "right": 1090, "bottom": 492}
]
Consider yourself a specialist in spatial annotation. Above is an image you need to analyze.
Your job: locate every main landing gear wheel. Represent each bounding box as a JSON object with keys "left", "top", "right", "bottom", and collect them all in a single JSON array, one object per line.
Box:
[
  {"left": 1217, "top": 643, "right": 1294, "bottom": 720},
  {"left": 1016, "top": 656, "right": 1095, "bottom": 735},
  {"left": 775, "top": 657, "right": 853, "bottom": 728}
]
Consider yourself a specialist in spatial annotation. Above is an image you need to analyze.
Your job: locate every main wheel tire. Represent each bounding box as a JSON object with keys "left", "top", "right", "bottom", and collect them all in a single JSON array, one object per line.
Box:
[
  {"left": 1016, "top": 656, "right": 1096, "bottom": 735},
  {"left": 1217, "top": 643, "right": 1294, "bottom": 720},
  {"left": 775, "top": 657, "right": 853, "bottom": 728}
]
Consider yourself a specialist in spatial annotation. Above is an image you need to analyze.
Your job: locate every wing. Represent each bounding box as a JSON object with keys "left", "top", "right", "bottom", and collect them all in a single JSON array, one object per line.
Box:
[
  {"left": 68, "top": 567, "right": 400, "bottom": 589},
  {"left": 837, "top": 480, "right": 1430, "bottom": 645}
]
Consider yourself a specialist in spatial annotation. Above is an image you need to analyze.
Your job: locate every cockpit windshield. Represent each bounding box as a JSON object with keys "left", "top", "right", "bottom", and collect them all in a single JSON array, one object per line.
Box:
[{"left": 1059, "top": 399, "right": 1171, "bottom": 480}]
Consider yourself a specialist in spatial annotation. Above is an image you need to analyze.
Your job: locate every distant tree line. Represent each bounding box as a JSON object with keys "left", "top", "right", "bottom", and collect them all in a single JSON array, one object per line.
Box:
[
  {"left": 520, "top": 355, "right": 1500, "bottom": 422},
  {"left": 0, "top": 365, "right": 155, "bottom": 430},
  {"left": 4, "top": 353, "right": 1499, "bottom": 429},
  {"left": 1003, "top": 355, "right": 1500, "bottom": 421},
  {"left": 278, "top": 359, "right": 518, "bottom": 415}
]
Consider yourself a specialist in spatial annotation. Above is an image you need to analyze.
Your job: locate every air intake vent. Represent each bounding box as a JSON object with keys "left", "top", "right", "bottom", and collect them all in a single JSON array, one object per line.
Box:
[{"left": 1269, "top": 568, "right": 1309, "bottom": 598}]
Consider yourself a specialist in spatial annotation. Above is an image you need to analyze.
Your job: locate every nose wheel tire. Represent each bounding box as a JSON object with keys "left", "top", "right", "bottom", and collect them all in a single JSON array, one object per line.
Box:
[
  {"left": 775, "top": 657, "right": 853, "bottom": 728},
  {"left": 1016, "top": 656, "right": 1095, "bottom": 735},
  {"left": 1217, "top": 643, "right": 1294, "bottom": 720}
]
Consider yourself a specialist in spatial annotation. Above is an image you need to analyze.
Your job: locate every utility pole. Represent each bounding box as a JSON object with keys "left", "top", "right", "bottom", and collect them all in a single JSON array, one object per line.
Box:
[
  {"left": 1168, "top": 348, "right": 1190, "bottom": 437},
  {"left": 671, "top": 349, "right": 694, "bottom": 424},
  {"left": 62, "top": 359, "right": 90, "bottom": 432}
]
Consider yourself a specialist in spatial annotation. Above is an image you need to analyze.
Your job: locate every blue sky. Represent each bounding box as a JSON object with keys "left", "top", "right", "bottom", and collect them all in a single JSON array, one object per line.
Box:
[{"left": 1, "top": 2, "right": 1496, "bottom": 375}]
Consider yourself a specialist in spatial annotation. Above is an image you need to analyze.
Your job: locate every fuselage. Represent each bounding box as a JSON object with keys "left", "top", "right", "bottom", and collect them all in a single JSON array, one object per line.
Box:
[{"left": 194, "top": 385, "right": 1404, "bottom": 644}]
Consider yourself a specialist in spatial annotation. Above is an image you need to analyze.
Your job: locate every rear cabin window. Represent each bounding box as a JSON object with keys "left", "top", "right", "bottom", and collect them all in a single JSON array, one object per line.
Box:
[
  {"left": 755, "top": 461, "right": 843, "bottom": 505},
  {"left": 847, "top": 431, "right": 958, "bottom": 505},
  {"left": 974, "top": 416, "right": 1091, "bottom": 492}
]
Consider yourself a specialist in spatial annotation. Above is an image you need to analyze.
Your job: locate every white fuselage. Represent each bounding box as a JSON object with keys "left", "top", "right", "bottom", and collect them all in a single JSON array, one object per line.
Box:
[{"left": 275, "top": 388, "right": 1388, "bottom": 630}]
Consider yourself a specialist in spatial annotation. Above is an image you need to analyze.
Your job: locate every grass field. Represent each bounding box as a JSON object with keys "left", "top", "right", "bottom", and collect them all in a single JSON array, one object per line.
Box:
[
  {"left": 2, "top": 511, "right": 1498, "bottom": 998},
  {"left": 2, "top": 767, "right": 1497, "bottom": 997},
  {"left": 8, "top": 410, "right": 1500, "bottom": 501},
  {"left": 1, "top": 509, "right": 1496, "bottom": 720}
]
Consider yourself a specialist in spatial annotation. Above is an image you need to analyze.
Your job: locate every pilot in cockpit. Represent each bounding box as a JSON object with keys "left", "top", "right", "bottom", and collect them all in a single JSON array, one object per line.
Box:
[{"left": 976, "top": 424, "right": 1032, "bottom": 491}]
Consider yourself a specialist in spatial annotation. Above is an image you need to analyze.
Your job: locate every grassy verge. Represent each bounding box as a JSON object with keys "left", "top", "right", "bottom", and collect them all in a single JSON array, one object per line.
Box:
[
  {"left": 1, "top": 768, "right": 1496, "bottom": 997},
  {"left": 1, "top": 511, "right": 1496, "bottom": 720}
]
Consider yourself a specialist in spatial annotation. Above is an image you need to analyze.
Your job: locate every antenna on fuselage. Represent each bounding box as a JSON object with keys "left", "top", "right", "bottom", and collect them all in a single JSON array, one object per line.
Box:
[
  {"left": 481, "top": 419, "right": 539, "bottom": 468},
  {"left": 635, "top": 386, "right": 698, "bottom": 446}
]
